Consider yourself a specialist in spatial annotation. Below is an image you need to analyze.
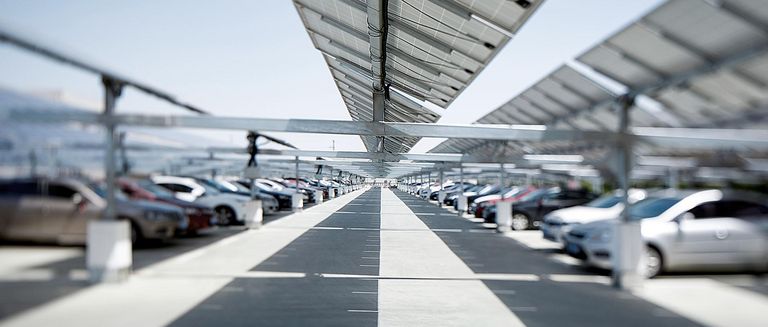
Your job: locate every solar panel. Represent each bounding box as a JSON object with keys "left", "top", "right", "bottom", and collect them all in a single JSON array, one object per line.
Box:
[
  {"left": 294, "top": 0, "right": 543, "bottom": 153},
  {"left": 431, "top": 0, "right": 768, "bottom": 164}
]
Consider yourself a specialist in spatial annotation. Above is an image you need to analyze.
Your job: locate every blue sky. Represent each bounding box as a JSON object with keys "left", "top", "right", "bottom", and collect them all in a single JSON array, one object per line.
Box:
[{"left": 0, "top": 0, "right": 663, "bottom": 152}]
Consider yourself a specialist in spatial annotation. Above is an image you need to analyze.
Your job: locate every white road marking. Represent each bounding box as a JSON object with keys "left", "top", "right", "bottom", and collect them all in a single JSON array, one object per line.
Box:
[
  {"left": 352, "top": 291, "right": 378, "bottom": 294},
  {"left": 348, "top": 310, "right": 378, "bottom": 313},
  {"left": 378, "top": 189, "right": 526, "bottom": 327}
]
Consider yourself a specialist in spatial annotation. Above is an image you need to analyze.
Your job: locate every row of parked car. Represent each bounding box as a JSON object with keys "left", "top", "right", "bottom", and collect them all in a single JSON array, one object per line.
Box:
[
  {"left": 406, "top": 181, "right": 768, "bottom": 278},
  {"left": 0, "top": 175, "right": 355, "bottom": 245}
]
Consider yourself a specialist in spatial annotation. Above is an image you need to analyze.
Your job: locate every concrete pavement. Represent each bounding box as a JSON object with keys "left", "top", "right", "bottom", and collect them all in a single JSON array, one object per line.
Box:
[{"left": 1, "top": 187, "right": 766, "bottom": 327}]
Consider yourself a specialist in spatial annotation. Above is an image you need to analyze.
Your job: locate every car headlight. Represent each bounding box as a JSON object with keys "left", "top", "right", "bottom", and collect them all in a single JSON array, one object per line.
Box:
[
  {"left": 589, "top": 228, "right": 611, "bottom": 242},
  {"left": 145, "top": 211, "right": 160, "bottom": 220}
]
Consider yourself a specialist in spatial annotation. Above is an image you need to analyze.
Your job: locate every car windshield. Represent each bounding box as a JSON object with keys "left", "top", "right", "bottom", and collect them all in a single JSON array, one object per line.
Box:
[
  {"left": 90, "top": 183, "right": 127, "bottom": 200},
  {"left": 136, "top": 180, "right": 174, "bottom": 197},
  {"left": 478, "top": 185, "right": 499, "bottom": 195},
  {"left": 196, "top": 180, "right": 223, "bottom": 195},
  {"left": 519, "top": 189, "right": 546, "bottom": 202},
  {"left": 219, "top": 180, "right": 250, "bottom": 193},
  {"left": 586, "top": 194, "right": 622, "bottom": 208},
  {"left": 628, "top": 197, "right": 681, "bottom": 220}
]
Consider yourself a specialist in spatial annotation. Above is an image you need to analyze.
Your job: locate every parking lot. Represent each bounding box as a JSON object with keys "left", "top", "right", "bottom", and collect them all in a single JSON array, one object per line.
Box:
[{"left": 1, "top": 187, "right": 766, "bottom": 327}]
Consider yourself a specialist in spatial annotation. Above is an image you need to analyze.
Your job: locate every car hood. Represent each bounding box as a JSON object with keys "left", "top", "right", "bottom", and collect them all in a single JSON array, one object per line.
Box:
[
  {"left": 119, "top": 199, "right": 182, "bottom": 213},
  {"left": 546, "top": 206, "right": 622, "bottom": 224},
  {"left": 156, "top": 196, "right": 210, "bottom": 210},
  {"left": 569, "top": 219, "right": 616, "bottom": 234}
]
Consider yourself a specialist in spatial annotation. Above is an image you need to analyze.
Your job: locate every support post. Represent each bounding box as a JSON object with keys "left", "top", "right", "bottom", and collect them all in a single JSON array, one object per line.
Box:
[
  {"left": 458, "top": 163, "right": 467, "bottom": 215},
  {"left": 438, "top": 168, "right": 445, "bottom": 206},
  {"left": 87, "top": 77, "right": 131, "bottom": 284},
  {"left": 496, "top": 163, "right": 511, "bottom": 233},
  {"left": 292, "top": 156, "right": 303, "bottom": 211},
  {"left": 612, "top": 94, "right": 642, "bottom": 290}
]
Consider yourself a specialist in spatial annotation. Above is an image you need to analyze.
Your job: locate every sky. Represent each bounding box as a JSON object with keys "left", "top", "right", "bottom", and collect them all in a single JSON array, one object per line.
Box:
[{"left": 0, "top": 0, "right": 663, "bottom": 153}]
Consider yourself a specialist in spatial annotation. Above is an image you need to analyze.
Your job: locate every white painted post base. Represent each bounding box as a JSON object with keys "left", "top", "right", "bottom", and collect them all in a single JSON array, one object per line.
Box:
[
  {"left": 457, "top": 195, "right": 467, "bottom": 215},
  {"left": 495, "top": 201, "right": 512, "bottom": 233},
  {"left": 612, "top": 222, "right": 644, "bottom": 289},
  {"left": 328, "top": 187, "right": 335, "bottom": 199},
  {"left": 87, "top": 220, "right": 132, "bottom": 283},
  {"left": 314, "top": 190, "right": 323, "bottom": 204},
  {"left": 292, "top": 193, "right": 304, "bottom": 212},
  {"left": 244, "top": 199, "right": 263, "bottom": 229},
  {"left": 437, "top": 191, "right": 446, "bottom": 206}
]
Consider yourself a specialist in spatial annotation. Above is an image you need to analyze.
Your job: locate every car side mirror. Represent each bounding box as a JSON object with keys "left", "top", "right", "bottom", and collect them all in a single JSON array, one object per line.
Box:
[{"left": 674, "top": 212, "right": 694, "bottom": 224}]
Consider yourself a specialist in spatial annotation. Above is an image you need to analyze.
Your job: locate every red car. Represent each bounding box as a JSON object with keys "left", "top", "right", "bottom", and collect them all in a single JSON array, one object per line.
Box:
[
  {"left": 119, "top": 178, "right": 214, "bottom": 234},
  {"left": 474, "top": 187, "right": 537, "bottom": 218}
]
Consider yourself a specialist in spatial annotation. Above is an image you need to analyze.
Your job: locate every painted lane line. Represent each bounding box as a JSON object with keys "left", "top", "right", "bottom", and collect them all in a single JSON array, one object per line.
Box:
[
  {"left": 352, "top": 291, "right": 378, "bottom": 294},
  {"left": 361, "top": 257, "right": 379, "bottom": 260},
  {"left": 430, "top": 229, "right": 462, "bottom": 233},
  {"left": 365, "top": 244, "right": 379, "bottom": 247},
  {"left": 311, "top": 226, "right": 344, "bottom": 230},
  {"left": 492, "top": 290, "right": 517, "bottom": 295},
  {"left": 364, "top": 250, "right": 380, "bottom": 253},
  {"left": 348, "top": 310, "right": 378, "bottom": 313},
  {"left": 360, "top": 265, "right": 379, "bottom": 268}
]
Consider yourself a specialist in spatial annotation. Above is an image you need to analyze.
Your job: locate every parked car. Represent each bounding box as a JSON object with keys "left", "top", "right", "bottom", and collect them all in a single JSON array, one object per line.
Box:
[
  {"left": 197, "top": 178, "right": 279, "bottom": 216},
  {"left": 473, "top": 186, "right": 537, "bottom": 219},
  {"left": 270, "top": 178, "right": 315, "bottom": 203},
  {"left": 563, "top": 189, "right": 768, "bottom": 278},
  {"left": 442, "top": 183, "right": 477, "bottom": 206},
  {"left": 119, "top": 178, "right": 215, "bottom": 234},
  {"left": 541, "top": 189, "right": 647, "bottom": 245},
  {"left": 151, "top": 176, "right": 250, "bottom": 226},
  {"left": 484, "top": 187, "right": 598, "bottom": 230},
  {"left": 235, "top": 179, "right": 294, "bottom": 209},
  {"left": 0, "top": 178, "right": 185, "bottom": 244},
  {"left": 462, "top": 184, "right": 503, "bottom": 211}
]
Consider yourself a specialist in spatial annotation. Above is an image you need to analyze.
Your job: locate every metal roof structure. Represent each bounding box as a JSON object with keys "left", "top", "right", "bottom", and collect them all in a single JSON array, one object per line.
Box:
[
  {"left": 293, "top": 0, "right": 543, "bottom": 152},
  {"left": 429, "top": 0, "right": 768, "bottom": 174}
]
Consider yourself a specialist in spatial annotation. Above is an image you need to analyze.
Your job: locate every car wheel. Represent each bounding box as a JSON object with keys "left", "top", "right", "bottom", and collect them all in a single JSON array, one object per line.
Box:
[
  {"left": 511, "top": 213, "right": 530, "bottom": 231},
  {"left": 215, "top": 206, "right": 237, "bottom": 226},
  {"left": 645, "top": 245, "right": 663, "bottom": 278},
  {"left": 130, "top": 223, "right": 142, "bottom": 245}
]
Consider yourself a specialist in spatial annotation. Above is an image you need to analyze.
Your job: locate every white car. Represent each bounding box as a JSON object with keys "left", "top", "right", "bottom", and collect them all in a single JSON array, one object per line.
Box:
[
  {"left": 151, "top": 176, "right": 250, "bottom": 226},
  {"left": 563, "top": 189, "right": 768, "bottom": 277},
  {"left": 541, "top": 189, "right": 646, "bottom": 245}
]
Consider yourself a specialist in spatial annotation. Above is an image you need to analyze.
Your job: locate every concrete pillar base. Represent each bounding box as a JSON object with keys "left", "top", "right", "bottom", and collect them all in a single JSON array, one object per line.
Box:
[
  {"left": 292, "top": 193, "right": 304, "bottom": 212},
  {"left": 87, "top": 220, "right": 132, "bottom": 284},
  {"left": 495, "top": 201, "right": 512, "bottom": 233},
  {"left": 612, "top": 222, "right": 644, "bottom": 290},
  {"left": 244, "top": 199, "right": 263, "bottom": 229},
  {"left": 314, "top": 190, "right": 323, "bottom": 204},
  {"left": 457, "top": 195, "right": 467, "bottom": 216}
]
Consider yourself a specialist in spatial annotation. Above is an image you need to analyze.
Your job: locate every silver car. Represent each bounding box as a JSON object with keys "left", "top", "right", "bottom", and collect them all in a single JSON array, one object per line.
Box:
[
  {"left": 563, "top": 189, "right": 768, "bottom": 277},
  {"left": 0, "top": 178, "right": 186, "bottom": 245}
]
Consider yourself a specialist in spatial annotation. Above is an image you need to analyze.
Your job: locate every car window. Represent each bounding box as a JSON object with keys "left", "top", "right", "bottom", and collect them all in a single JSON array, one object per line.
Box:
[
  {"left": 586, "top": 195, "right": 622, "bottom": 208},
  {"left": 48, "top": 185, "right": 77, "bottom": 198},
  {"left": 713, "top": 200, "right": 768, "bottom": 217},
  {"left": 137, "top": 180, "right": 174, "bottom": 197},
  {"left": 628, "top": 197, "right": 680, "bottom": 220},
  {"left": 160, "top": 183, "right": 193, "bottom": 193},
  {"left": 0, "top": 181, "right": 40, "bottom": 195},
  {"left": 688, "top": 202, "right": 718, "bottom": 219}
]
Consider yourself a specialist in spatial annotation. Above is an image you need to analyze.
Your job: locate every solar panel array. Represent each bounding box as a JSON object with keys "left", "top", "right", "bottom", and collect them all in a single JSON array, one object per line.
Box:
[
  {"left": 293, "top": 0, "right": 543, "bottom": 152},
  {"left": 430, "top": 0, "right": 768, "bottom": 164}
]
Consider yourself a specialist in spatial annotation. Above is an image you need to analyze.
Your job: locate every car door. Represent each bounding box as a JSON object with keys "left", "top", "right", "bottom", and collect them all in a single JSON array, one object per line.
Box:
[
  {"left": 3, "top": 181, "right": 44, "bottom": 240},
  {"left": 672, "top": 201, "right": 733, "bottom": 267},
  {"left": 709, "top": 201, "right": 768, "bottom": 266},
  {"left": 39, "top": 183, "right": 81, "bottom": 240}
]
